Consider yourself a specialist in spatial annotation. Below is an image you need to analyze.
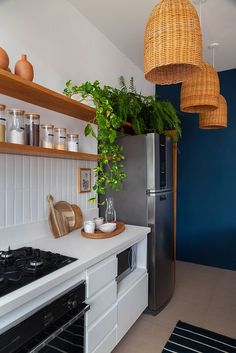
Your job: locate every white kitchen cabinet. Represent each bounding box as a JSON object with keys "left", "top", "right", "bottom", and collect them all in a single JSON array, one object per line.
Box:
[
  {"left": 91, "top": 326, "right": 117, "bottom": 353},
  {"left": 117, "top": 271, "right": 148, "bottom": 343},
  {"left": 85, "top": 236, "right": 148, "bottom": 353},
  {"left": 86, "top": 304, "right": 117, "bottom": 353},
  {"left": 86, "top": 280, "right": 117, "bottom": 326},
  {"left": 86, "top": 255, "right": 117, "bottom": 298}
]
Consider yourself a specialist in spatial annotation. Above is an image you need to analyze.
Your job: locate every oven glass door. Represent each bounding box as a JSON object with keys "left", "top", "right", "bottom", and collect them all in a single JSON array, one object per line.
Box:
[{"left": 15, "top": 303, "right": 90, "bottom": 353}]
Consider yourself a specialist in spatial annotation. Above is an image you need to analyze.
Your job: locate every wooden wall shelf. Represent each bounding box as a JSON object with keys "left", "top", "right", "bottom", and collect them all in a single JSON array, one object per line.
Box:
[
  {"left": 0, "top": 69, "right": 96, "bottom": 122},
  {"left": 0, "top": 142, "right": 99, "bottom": 161}
]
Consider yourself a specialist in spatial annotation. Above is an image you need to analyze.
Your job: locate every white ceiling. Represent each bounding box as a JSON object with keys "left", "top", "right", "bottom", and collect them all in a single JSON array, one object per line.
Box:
[{"left": 68, "top": 0, "right": 236, "bottom": 73}]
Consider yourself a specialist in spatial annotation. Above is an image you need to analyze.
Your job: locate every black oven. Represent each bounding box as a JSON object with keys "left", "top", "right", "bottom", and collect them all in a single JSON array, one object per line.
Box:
[
  {"left": 0, "top": 281, "right": 90, "bottom": 353},
  {"left": 116, "top": 245, "right": 137, "bottom": 283}
]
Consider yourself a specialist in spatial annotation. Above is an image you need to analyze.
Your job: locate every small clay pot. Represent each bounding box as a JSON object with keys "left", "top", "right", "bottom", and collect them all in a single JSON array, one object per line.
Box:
[
  {"left": 15, "top": 54, "right": 34, "bottom": 81},
  {"left": 0, "top": 47, "right": 9, "bottom": 70}
]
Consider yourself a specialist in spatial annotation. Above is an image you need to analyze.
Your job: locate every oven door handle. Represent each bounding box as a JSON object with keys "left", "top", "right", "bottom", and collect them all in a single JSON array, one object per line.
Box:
[{"left": 77, "top": 303, "right": 90, "bottom": 318}]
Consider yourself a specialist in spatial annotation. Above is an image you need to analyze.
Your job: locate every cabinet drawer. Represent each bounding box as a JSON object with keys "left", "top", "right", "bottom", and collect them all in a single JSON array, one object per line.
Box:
[
  {"left": 86, "top": 304, "right": 117, "bottom": 353},
  {"left": 86, "top": 256, "right": 117, "bottom": 297},
  {"left": 91, "top": 326, "right": 117, "bottom": 353},
  {"left": 86, "top": 280, "right": 117, "bottom": 326},
  {"left": 117, "top": 272, "right": 148, "bottom": 343}
]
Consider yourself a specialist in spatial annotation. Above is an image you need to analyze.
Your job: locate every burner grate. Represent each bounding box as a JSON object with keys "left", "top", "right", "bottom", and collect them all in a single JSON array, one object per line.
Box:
[{"left": 0, "top": 247, "right": 77, "bottom": 297}]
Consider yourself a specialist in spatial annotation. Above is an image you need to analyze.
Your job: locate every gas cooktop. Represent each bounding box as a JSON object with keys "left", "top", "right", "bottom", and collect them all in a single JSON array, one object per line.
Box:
[{"left": 0, "top": 247, "right": 77, "bottom": 297}]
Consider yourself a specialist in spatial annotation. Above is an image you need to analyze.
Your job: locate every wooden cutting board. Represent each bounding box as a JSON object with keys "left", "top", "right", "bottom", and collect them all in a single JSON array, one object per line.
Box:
[
  {"left": 71, "top": 204, "right": 83, "bottom": 230},
  {"left": 54, "top": 201, "right": 75, "bottom": 232},
  {"left": 48, "top": 196, "right": 75, "bottom": 238},
  {"left": 81, "top": 221, "right": 125, "bottom": 239}
]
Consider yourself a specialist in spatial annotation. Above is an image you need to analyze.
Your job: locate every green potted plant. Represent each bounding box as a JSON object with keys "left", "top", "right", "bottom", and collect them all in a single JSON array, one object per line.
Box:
[
  {"left": 117, "top": 76, "right": 181, "bottom": 142},
  {"left": 64, "top": 80, "right": 126, "bottom": 202},
  {"left": 64, "top": 78, "right": 181, "bottom": 201}
]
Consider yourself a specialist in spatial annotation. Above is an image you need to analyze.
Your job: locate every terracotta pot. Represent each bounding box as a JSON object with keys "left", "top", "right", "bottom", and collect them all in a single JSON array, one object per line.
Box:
[
  {"left": 0, "top": 47, "right": 9, "bottom": 70},
  {"left": 15, "top": 54, "right": 34, "bottom": 81}
]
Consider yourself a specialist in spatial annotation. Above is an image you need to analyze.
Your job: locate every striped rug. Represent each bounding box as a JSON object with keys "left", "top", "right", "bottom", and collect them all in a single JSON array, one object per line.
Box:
[{"left": 162, "top": 321, "right": 236, "bottom": 353}]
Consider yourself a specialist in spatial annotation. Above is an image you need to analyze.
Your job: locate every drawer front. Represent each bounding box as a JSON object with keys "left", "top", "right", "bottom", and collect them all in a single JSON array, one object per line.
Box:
[
  {"left": 117, "top": 272, "right": 148, "bottom": 343},
  {"left": 91, "top": 326, "right": 117, "bottom": 353},
  {"left": 86, "top": 280, "right": 117, "bottom": 326},
  {"left": 86, "top": 304, "right": 117, "bottom": 353},
  {"left": 86, "top": 256, "right": 117, "bottom": 298}
]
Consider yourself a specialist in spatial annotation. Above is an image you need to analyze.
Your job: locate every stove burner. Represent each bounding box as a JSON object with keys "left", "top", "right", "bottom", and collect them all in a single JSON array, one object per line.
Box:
[
  {"left": 1, "top": 246, "right": 14, "bottom": 260},
  {"left": 0, "top": 247, "right": 77, "bottom": 297},
  {"left": 29, "top": 259, "right": 44, "bottom": 268}
]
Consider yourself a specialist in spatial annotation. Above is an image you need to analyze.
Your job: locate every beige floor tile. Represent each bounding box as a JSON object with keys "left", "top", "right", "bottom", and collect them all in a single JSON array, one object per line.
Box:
[
  {"left": 112, "top": 261, "right": 236, "bottom": 352},
  {"left": 203, "top": 308, "right": 236, "bottom": 339}
]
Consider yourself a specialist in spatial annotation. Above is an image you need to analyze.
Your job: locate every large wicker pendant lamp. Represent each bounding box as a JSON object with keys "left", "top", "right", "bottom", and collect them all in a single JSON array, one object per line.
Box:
[
  {"left": 144, "top": 0, "right": 203, "bottom": 85},
  {"left": 180, "top": 62, "right": 220, "bottom": 113},
  {"left": 199, "top": 95, "right": 227, "bottom": 129}
]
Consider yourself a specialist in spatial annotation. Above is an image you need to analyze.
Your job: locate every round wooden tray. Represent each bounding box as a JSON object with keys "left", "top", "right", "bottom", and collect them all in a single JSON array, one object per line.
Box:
[{"left": 81, "top": 221, "right": 125, "bottom": 239}]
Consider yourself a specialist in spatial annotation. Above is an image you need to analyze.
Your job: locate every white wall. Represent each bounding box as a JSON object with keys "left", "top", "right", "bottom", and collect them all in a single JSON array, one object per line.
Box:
[
  {"left": 0, "top": 0, "right": 154, "bottom": 234},
  {"left": 0, "top": 0, "right": 154, "bottom": 95}
]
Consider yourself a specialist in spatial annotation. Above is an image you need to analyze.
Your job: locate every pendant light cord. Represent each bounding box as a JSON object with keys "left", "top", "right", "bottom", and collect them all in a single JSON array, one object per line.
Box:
[{"left": 212, "top": 47, "right": 215, "bottom": 68}]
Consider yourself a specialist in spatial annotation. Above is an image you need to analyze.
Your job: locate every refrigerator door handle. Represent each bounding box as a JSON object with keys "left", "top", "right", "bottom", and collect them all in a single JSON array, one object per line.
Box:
[{"left": 146, "top": 189, "right": 173, "bottom": 196}]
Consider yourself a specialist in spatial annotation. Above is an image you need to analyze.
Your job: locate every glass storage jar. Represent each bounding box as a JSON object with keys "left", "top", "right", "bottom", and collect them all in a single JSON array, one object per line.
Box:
[
  {"left": 25, "top": 113, "right": 40, "bottom": 146},
  {"left": 40, "top": 124, "right": 54, "bottom": 148},
  {"left": 7, "top": 109, "right": 25, "bottom": 144},
  {"left": 0, "top": 104, "right": 6, "bottom": 142},
  {"left": 67, "top": 133, "right": 79, "bottom": 152},
  {"left": 54, "top": 128, "right": 67, "bottom": 150}
]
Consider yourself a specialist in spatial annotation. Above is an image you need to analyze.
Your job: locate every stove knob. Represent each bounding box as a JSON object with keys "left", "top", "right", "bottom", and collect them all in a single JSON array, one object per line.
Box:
[{"left": 67, "top": 299, "right": 78, "bottom": 310}]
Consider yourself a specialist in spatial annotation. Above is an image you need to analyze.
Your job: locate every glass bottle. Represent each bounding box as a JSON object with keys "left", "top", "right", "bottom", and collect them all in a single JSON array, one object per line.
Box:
[
  {"left": 54, "top": 128, "right": 67, "bottom": 150},
  {"left": 0, "top": 104, "right": 6, "bottom": 142},
  {"left": 40, "top": 124, "right": 54, "bottom": 148},
  {"left": 25, "top": 113, "right": 40, "bottom": 146},
  {"left": 105, "top": 197, "right": 116, "bottom": 223},
  {"left": 67, "top": 133, "right": 79, "bottom": 152},
  {"left": 7, "top": 109, "right": 25, "bottom": 144}
]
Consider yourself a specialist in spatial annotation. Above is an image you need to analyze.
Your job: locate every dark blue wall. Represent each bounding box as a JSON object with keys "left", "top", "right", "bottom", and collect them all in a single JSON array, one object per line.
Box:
[{"left": 156, "top": 69, "right": 236, "bottom": 270}]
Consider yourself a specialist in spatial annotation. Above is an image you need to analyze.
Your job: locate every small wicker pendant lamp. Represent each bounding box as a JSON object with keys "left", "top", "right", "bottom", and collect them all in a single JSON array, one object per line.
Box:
[
  {"left": 199, "top": 95, "right": 227, "bottom": 129},
  {"left": 180, "top": 62, "right": 220, "bottom": 113},
  {"left": 144, "top": 0, "right": 203, "bottom": 85}
]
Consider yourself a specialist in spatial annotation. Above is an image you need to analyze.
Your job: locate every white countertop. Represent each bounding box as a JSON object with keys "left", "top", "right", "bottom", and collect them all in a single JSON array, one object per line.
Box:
[{"left": 0, "top": 224, "right": 150, "bottom": 328}]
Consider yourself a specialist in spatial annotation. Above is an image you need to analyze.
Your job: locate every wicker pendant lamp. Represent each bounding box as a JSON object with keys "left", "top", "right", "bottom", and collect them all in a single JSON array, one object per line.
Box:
[
  {"left": 199, "top": 95, "right": 227, "bottom": 129},
  {"left": 144, "top": 0, "right": 203, "bottom": 85},
  {"left": 180, "top": 62, "right": 220, "bottom": 113}
]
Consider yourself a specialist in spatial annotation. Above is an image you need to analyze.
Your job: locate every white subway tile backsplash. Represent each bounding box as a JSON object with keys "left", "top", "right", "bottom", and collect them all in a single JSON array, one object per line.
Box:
[
  {"left": 0, "top": 155, "right": 5, "bottom": 190},
  {"left": 0, "top": 190, "right": 5, "bottom": 227},
  {"left": 6, "top": 189, "right": 14, "bottom": 226},
  {"left": 0, "top": 153, "right": 97, "bottom": 229},
  {"left": 30, "top": 157, "right": 38, "bottom": 189},
  {"left": 6, "top": 155, "right": 15, "bottom": 190},
  {"left": 23, "top": 156, "right": 30, "bottom": 189},
  {"left": 15, "top": 155, "right": 23, "bottom": 189},
  {"left": 15, "top": 189, "right": 23, "bottom": 225},
  {"left": 23, "top": 188, "right": 31, "bottom": 224}
]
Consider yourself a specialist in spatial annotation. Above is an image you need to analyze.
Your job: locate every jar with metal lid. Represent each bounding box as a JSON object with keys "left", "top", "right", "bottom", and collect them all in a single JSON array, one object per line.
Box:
[
  {"left": 54, "top": 128, "right": 67, "bottom": 150},
  {"left": 7, "top": 109, "right": 25, "bottom": 144},
  {"left": 67, "top": 133, "right": 79, "bottom": 152},
  {"left": 0, "top": 104, "right": 6, "bottom": 142},
  {"left": 40, "top": 124, "right": 54, "bottom": 148},
  {"left": 25, "top": 113, "right": 40, "bottom": 146}
]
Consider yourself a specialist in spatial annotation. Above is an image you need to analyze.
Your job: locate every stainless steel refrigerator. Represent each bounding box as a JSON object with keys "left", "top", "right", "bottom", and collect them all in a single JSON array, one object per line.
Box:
[{"left": 100, "top": 133, "right": 175, "bottom": 315}]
